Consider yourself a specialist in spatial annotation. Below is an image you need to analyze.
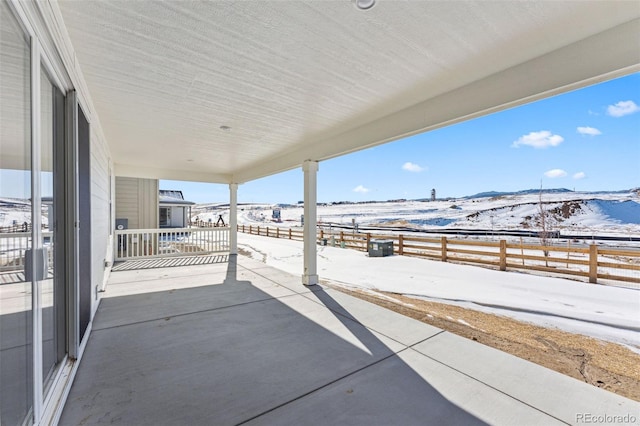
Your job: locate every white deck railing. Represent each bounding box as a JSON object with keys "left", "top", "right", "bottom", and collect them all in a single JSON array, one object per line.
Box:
[
  {"left": 0, "top": 231, "right": 53, "bottom": 272},
  {"left": 114, "top": 227, "right": 229, "bottom": 261}
]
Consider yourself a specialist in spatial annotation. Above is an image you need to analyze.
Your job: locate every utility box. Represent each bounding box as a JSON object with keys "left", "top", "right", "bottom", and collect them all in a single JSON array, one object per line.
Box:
[{"left": 368, "top": 239, "right": 393, "bottom": 257}]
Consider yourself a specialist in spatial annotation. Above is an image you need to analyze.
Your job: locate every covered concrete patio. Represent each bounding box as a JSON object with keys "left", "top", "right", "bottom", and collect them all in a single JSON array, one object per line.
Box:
[{"left": 59, "top": 256, "right": 637, "bottom": 425}]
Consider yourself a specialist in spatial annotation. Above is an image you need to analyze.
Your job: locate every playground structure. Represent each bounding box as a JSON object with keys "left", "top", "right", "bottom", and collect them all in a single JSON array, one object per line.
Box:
[{"left": 192, "top": 215, "right": 226, "bottom": 228}]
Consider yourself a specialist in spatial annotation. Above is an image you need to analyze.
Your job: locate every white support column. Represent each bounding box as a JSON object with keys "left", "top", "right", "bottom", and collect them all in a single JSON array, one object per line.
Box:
[
  {"left": 229, "top": 183, "right": 238, "bottom": 255},
  {"left": 302, "top": 161, "right": 319, "bottom": 286}
]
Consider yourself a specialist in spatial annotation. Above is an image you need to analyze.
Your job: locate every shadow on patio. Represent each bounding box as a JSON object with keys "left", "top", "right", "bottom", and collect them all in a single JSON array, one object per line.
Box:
[
  {"left": 110, "top": 254, "right": 230, "bottom": 272},
  {"left": 59, "top": 255, "right": 635, "bottom": 425}
]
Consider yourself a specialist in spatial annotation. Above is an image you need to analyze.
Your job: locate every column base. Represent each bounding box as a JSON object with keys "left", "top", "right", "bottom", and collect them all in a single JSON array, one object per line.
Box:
[{"left": 302, "top": 274, "right": 319, "bottom": 286}]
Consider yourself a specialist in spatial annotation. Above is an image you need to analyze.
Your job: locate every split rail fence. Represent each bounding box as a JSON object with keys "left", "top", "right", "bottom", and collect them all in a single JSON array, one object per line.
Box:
[{"left": 238, "top": 224, "right": 640, "bottom": 286}]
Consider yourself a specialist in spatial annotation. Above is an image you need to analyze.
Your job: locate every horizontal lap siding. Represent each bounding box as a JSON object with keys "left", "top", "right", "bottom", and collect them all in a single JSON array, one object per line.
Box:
[{"left": 91, "top": 128, "right": 111, "bottom": 310}]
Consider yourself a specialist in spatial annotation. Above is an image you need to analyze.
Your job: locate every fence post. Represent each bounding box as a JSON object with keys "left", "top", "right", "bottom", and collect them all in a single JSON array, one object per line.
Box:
[
  {"left": 340, "top": 231, "right": 344, "bottom": 243},
  {"left": 441, "top": 236, "right": 447, "bottom": 262},
  {"left": 289, "top": 228, "right": 292, "bottom": 239},
  {"left": 499, "top": 240, "right": 506, "bottom": 271},
  {"left": 589, "top": 244, "right": 598, "bottom": 284},
  {"left": 266, "top": 227, "right": 269, "bottom": 237},
  {"left": 320, "top": 229, "right": 324, "bottom": 240},
  {"left": 249, "top": 225, "right": 252, "bottom": 234},
  {"left": 366, "top": 233, "right": 371, "bottom": 249},
  {"left": 398, "top": 234, "right": 404, "bottom": 255},
  {"left": 242, "top": 224, "right": 245, "bottom": 233},
  {"left": 276, "top": 227, "right": 280, "bottom": 238}
]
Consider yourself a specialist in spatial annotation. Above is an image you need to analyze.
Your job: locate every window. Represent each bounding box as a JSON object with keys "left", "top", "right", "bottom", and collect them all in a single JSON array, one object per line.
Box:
[{"left": 159, "top": 207, "right": 170, "bottom": 227}]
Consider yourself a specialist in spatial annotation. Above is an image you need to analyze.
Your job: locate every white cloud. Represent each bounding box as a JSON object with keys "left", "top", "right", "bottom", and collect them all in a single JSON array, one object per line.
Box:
[
  {"left": 607, "top": 100, "right": 639, "bottom": 117},
  {"left": 576, "top": 126, "right": 601, "bottom": 136},
  {"left": 573, "top": 172, "right": 586, "bottom": 180},
  {"left": 512, "top": 131, "right": 564, "bottom": 148},
  {"left": 402, "top": 162, "right": 424, "bottom": 172},
  {"left": 544, "top": 169, "right": 567, "bottom": 178},
  {"left": 353, "top": 185, "right": 370, "bottom": 193}
]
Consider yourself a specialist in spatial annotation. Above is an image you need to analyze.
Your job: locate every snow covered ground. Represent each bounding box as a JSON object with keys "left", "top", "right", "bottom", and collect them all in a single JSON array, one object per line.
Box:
[
  {"left": 238, "top": 232, "right": 640, "bottom": 352},
  {"left": 0, "top": 198, "right": 33, "bottom": 229},
  {"left": 193, "top": 189, "right": 640, "bottom": 238}
]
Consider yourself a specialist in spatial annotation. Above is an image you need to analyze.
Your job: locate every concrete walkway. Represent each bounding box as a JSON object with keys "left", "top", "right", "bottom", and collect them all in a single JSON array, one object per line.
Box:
[{"left": 59, "top": 255, "right": 639, "bottom": 425}]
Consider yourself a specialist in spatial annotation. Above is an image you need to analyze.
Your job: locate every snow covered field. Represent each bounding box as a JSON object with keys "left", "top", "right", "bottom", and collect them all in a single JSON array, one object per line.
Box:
[
  {"left": 193, "top": 189, "right": 640, "bottom": 238},
  {"left": 238, "top": 232, "right": 640, "bottom": 352}
]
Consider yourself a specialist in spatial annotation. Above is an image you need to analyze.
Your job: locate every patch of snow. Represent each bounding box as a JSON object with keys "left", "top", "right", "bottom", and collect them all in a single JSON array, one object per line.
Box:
[{"left": 238, "top": 233, "right": 640, "bottom": 351}]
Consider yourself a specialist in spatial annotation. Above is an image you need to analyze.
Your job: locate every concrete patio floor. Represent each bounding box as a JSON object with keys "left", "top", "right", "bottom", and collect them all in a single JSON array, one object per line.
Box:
[{"left": 59, "top": 255, "right": 639, "bottom": 425}]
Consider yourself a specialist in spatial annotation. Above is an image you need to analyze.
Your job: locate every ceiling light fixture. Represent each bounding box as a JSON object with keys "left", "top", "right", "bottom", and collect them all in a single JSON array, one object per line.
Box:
[
  {"left": 220, "top": 125, "right": 232, "bottom": 132},
  {"left": 354, "top": 0, "right": 375, "bottom": 10}
]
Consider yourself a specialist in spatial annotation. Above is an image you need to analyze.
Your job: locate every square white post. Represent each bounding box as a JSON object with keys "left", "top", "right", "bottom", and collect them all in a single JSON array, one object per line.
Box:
[
  {"left": 302, "top": 160, "right": 319, "bottom": 285},
  {"left": 229, "top": 183, "right": 238, "bottom": 255}
]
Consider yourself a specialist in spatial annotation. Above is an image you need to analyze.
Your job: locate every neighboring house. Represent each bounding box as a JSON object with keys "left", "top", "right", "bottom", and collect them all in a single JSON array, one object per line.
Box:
[
  {"left": 159, "top": 190, "right": 195, "bottom": 228},
  {"left": 114, "top": 178, "right": 194, "bottom": 229}
]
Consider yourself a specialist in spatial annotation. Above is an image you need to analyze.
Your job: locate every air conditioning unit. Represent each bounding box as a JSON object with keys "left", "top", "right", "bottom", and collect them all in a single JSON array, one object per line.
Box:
[{"left": 115, "top": 218, "right": 128, "bottom": 230}]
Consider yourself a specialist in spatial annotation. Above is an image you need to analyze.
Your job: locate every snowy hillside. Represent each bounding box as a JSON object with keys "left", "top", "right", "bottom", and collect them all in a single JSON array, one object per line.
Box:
[
  {"left": 192, "top": 189, "right": 640, "bottom": 237},
  {"left": 1, "top": 189, "right": 637, "bottom": 237},
  {"left": 0, "top": 198, "right": 36, "bottom": 229}
]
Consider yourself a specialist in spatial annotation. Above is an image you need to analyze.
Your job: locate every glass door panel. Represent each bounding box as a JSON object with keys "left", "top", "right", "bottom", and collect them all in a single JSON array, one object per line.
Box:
[
  {"left": 40, "top": 67, "right": 65, "bottom": 391},
  {"left": 0, "top": 2, "right": 33, "bottom": 424}
]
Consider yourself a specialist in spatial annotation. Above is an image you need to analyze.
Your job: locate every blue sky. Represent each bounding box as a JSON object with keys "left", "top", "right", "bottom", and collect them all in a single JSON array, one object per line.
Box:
[{"left": 164, "top": 73, "right": 640, "bottom": 204}]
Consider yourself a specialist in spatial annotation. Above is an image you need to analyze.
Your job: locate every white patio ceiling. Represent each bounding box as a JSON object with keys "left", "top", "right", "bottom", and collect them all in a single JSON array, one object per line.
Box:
[{"left": 56, "top": 1, "right": 640, "bottom": 184}]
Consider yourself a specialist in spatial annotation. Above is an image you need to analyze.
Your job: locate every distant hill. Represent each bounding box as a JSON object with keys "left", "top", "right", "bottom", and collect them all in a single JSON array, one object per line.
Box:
[
  {"left": 464, "top": 188, "right": 574, "bottom": 199},
  {"left": 463, "top": 188, "right": 635, "bottom": 200}
]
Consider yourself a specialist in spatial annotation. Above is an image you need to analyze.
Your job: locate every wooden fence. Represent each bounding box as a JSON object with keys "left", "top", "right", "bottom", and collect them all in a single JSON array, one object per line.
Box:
[
  {"left": 0, "top": 223, "right": 34, "bottom": 233},
  {"left": 240, "top": 224, "right": 305, "bottom": 241},
  {"left": 237, "top": 225, "right": 640, "bottom": 285}
]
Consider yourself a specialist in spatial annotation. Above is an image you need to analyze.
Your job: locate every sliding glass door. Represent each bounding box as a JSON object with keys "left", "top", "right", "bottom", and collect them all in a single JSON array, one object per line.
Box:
[
  {"left": 0, "top": 2, "right": 33, "bottom": 424},
  {"left": 1, "top": 3, "right": 69, "bottom": 424}
]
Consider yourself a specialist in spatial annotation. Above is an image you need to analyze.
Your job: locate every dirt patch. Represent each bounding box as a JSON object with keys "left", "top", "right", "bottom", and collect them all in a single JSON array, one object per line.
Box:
[
  {"left": 237, "top": 246, "right": 266, "bottom": 263},
  {"left": 330, "top": 285, "right": 640, "bottom": 401},
  {"left": 372, "top": 219, "right": 410, "bottom": 227}
]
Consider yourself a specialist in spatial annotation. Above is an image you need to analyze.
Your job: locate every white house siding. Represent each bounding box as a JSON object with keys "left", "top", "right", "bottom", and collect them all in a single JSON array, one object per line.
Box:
[
  {"left": 115, "top": 177, "right": 159, "bottom": 230},
  {"left": 91, "top": 127, "right": 112, "bottom": 310},
  {"left": 171, "top": 206, "right": 185, "bottom": 228}
]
